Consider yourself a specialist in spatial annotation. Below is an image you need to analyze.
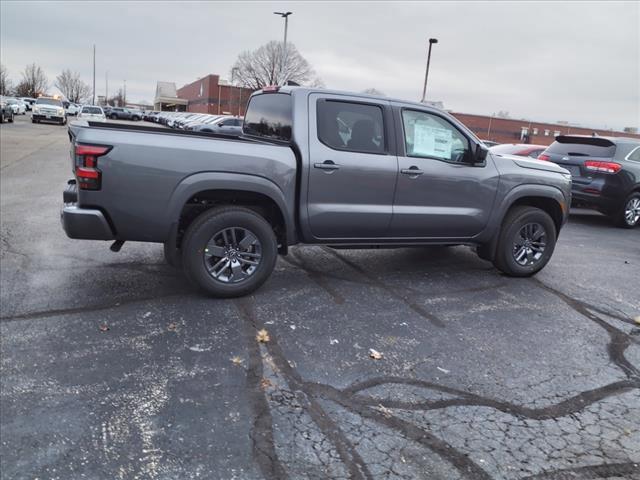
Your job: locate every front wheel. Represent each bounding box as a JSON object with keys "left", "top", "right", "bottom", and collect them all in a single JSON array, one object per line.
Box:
[
  {"left": 493, "top": 206, "right": 557, "bottom": 277},
  {"left": 181, "top": 206, "right": 278, "bottom": 298},
  {"left": 614, "top": 193, "right": 640, "bottom": 228}
]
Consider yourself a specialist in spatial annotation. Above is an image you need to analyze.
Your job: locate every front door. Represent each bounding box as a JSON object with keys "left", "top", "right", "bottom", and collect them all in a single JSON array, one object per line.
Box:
[
  {"left": 390, "top": 108, "right": 499, "bottom": 238},
  {"left": 307, "top": 94, "right": 398, "bottom": 239}
]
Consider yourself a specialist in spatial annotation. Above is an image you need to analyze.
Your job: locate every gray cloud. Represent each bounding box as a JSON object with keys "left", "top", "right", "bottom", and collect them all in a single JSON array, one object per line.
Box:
[{"left": 1, "top": 1, "right": 637, "bottom": 129}]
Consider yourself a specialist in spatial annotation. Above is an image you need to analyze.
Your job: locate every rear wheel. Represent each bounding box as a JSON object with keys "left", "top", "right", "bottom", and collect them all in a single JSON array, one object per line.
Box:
[
  {"left": 181, "top": 206, "right": 278, "bottom": 297},
  {"left": 615, "top": 193, "right": 640, "bottom": 228},
  {"left": 493, "top": 206, "right": 556, "bottom": 277}
]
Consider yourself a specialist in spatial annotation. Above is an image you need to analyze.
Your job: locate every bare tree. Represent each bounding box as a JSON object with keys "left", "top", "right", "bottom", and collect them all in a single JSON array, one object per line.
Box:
[
  {"left": 107, "top": 88, "right": 125, "bottom": 107},
  {"left": 231, "top": 41, "right": 321, "bottom": 89},
  {"left": 0, "top": 64, "right": 12, "bottom": 96},
  {"left": 362, "top": 88, "right": 385, "bottom": 96},
  {"left": 19, "top": 63, "right": 48, "bottom": 98},
  {"left": 54, "top": 69, "right": 92, "bottom": 103}
]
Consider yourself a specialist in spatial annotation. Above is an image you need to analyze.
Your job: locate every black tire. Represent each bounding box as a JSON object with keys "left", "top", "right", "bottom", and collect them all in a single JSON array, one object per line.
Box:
[
  {"left": 181, "top": 206, "right": 278, "bottom": 298},
  {"left": 110, "top": 114, "right": 117, "bottom": 120},
  {"left": 613, "top": 192, "right": 640, "bottom": 228},
  {"left": 493, "top": 206, "right": 557, "bottom": 277},
  {"left": 163, "top": 241, "right": 182, "bottom": 268},
  {"left": 7, "top": 114, "right": 13, "bottom": 123}
]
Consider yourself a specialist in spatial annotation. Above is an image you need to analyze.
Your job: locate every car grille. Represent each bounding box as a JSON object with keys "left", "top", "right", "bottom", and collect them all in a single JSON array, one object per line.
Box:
[{"left": 39, "top": 107, "right": 59, "bottom": 115}]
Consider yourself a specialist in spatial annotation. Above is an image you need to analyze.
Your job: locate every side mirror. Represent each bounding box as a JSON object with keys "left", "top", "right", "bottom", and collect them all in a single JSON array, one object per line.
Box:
[{"left": 472, "top": 144, "right": 488, "bottom": 165}]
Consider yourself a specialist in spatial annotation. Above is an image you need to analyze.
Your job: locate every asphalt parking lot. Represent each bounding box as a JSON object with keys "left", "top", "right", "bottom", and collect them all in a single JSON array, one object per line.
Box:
[{"left": 1, "top": 113, "right": 639, "bottom": 480}]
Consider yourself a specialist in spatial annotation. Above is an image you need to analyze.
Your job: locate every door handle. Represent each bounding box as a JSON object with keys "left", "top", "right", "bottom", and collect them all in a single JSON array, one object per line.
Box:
[
  {"left": 314, "top": 160, "right": 340, "bottom": 171},
  {"left": 401, "top": 166, "right": 424, "bottom": 176}
]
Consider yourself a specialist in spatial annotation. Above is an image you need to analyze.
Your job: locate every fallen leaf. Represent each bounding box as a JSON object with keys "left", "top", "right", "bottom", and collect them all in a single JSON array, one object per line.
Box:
[
  {"left": 260, "top": 378, "right": 273, "bottom": 389},
  {"left": 330, "top": 339, "right": 339, "bottom": 345},
  {"left": 377, "top": 404, "right": 392, "bottom": 418},
  {"left": 289, "top": 324, "right": 296, "bottom": 330},
  {"left": 168, "top": 322, "right": 178, "bottom": 331},
  {"left": 634, "top": 316, "right": 640, "bottom": 325},
  {"left": 231, "top": 356, "right": 244, "bottom": 366},
  {"left": 256, "top": 329, "right": 270, "bottom": 343},
  {"left": 437, "top": 366, "right": 450, "bottom": 374},
  {"left": 369, "top": 349, "right": 383, "bottom": 360},
  {"left": 99, "top": 324, "right": 109, "bottom": 332}
]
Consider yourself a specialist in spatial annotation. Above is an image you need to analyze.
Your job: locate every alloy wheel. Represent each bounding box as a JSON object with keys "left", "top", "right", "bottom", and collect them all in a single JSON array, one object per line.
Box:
[
  {"left": 512, "top": 222, "right": 547, "bottom": 266},
  {"left": 203, "top": 227, "right": 262, "bottom": 283},
  {"left": 624, "top": 197, "right": 640, "bottom": 226}
]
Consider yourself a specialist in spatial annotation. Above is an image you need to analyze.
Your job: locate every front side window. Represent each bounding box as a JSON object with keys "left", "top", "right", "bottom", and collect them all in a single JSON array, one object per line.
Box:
[
  {"left": 317, "top": 100, "right": 385, "bottom": 154},
  {"left": 402, "top": 110, "right": 470, "bottom": 163}
]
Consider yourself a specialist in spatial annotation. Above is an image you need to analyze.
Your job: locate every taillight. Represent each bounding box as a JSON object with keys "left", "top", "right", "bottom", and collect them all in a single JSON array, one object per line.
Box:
[
  {"left": 538, "top": 154, "right": 550, "bottom": 161},
  {"left": 583, "top": 160, "right": 621, "bottom": 174},
  {"left": 74, "top": 144, "right": 111, "bottom": 190}
]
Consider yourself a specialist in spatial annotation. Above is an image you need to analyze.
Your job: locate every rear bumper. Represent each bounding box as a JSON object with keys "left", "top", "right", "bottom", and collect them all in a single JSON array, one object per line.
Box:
[{"left": 60, "top": 181, "right": 115, "bottom": 240}]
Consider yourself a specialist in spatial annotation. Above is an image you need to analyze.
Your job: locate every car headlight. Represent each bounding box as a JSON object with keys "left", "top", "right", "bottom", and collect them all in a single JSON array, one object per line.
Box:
[
  {"left": 33, "top": 106, "right": 39, "bottom": 114},
  {"left": 58, "top": 109, "right": 65, "bottom": 115}
]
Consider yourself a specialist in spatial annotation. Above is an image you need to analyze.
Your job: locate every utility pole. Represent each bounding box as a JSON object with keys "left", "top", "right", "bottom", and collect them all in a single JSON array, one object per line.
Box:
[
  {"left": 420, "top": 38, "right": 438, "bottom": 103},
  {"left": 123, "top": 79, "right": 126, "bottom": 107},
  {"left": 274, "top": 11, "right": 292, "bottom": 83},
  {"left": 105, "top": 71, "right": 108, "bottom": 106},
  {"left": 92, "top": 44, "right": 96, "bottom": 105}
]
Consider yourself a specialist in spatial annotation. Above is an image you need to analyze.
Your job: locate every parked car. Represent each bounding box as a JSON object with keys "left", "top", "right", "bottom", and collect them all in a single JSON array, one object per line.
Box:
[
  {"left": 5, "top": 98, "right": 27, "bottom": 115},
  {"left": 32, "top": 96, "right": 66, "bottom": 125},
  {"left": 66, "top": 103, "right": 81, "bottom": 116},
  {"left": 192, "top": 116, "right": 243, "bottom": 135},
  {"left": 539, "top": 135, "right": 640, "bottom": 228},
  {"left": 108, "top": 107, "right": 141, "bottom": 121},
  {"left": 77, "top": 105, "right": 106, "bottom": 122},
  {"left": 144, "top": 111, "right": 160, "bottom": 121},
  {"left": 1, "top": 97, "right": 15, "bottom": 123},
  {"left": 19, "top": 97, "right": 37, "bottom": 111},
  {"left": 184, "top": 115, "right": 220, "bottom": 130},
  {"left": 63, "top": 86, "right": 572, "bottom": 297},
  {"left": 490, "top": 143, "right": 547, "bottom": 159}
]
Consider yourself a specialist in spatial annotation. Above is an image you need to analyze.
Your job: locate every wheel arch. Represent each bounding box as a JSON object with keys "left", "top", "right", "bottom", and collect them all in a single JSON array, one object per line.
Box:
[
  {"left": 166, "top": 172, "right": 295, "bottom": 252},
  {"left": 478, "top": 184, "right": 567, "bottom": 261}
]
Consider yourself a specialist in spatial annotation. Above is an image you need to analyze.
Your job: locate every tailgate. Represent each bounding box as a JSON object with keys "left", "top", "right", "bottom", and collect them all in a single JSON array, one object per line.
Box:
[{"left": 542, "top": 136, "right": 617, "bottom": 184}]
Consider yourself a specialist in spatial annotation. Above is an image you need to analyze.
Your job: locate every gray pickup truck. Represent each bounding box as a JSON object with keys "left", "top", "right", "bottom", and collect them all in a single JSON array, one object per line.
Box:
[{"left": 63, "top": 86, "right": 571, "bottom": 297}]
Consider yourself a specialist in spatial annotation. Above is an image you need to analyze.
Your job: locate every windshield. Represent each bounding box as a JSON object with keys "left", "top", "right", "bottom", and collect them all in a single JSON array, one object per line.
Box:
[
  {"left": 82, "top": 107, "right": 103, "bottom": 114},
  {"left": 36, "top": 98, "right": 63, "bottom": 106},
  {"left": 546, "top": 137, "right": 616, "bottom": 158}
]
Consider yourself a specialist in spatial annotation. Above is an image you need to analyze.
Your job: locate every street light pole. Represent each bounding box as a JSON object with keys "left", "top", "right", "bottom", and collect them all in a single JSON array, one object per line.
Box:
[
  {"left": 92, "top": 44, "right": 96, "bottom": 105},
  {"left": 274, "top": 11, "right": 292, "bottom": 45},
  {"left": 274, "top": 11, "right": 292, "bottom": 83},
  {"left": 105, "top": 70, "right": 108, "bottom": 106},
  {"left": 420, "top": 38, "right": 438, "bottom": 103}
]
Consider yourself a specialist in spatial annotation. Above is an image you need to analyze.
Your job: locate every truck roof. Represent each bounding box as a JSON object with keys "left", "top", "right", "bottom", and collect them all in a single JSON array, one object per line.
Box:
[{"left": 261, "top": 85, "right": 447, "bottom": 113}]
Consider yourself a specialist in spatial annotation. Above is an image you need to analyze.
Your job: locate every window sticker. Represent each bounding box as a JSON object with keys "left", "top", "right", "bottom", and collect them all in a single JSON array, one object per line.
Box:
[{"left": 412, "top": 123, "right": 452, "bottom": 158}]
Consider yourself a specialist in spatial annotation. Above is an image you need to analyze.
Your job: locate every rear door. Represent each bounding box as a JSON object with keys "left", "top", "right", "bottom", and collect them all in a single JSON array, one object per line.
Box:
[{"left": 306, "top": 93, "right": 398, "bottom": 239}]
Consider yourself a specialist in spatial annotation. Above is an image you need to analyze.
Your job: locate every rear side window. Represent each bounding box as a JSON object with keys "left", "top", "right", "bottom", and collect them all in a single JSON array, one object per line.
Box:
[
  {"left": 317, "top": 100, "right": 385, "bottom": 154},
  {"left": 546, "top": 137, "right": 616, "bottom": 157},
  {"left": 243, "top": 93, "right": 292, "bottom": 142}
]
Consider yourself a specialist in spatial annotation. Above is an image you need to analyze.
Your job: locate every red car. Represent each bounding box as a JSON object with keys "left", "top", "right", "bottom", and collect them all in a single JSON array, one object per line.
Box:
[{"left": 489, "top": 143, "right": 547, "bottom": 159}]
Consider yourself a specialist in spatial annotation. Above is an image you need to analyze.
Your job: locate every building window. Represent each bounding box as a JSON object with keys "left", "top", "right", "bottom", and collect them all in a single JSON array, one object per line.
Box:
[
  {"left": 544, "top": 129, "right": 550, "bottom": 136},
  {"left": 532, "top": 127, "right": 538, "bottom": 135},
  {"left": 554, "top": 130, "right": 561, "bottom": 137}
]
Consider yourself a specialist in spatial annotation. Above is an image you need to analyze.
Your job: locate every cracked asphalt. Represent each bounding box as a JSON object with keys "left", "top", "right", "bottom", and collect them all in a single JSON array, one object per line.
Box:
[{"left": 1, "top": 115, "right": 639, "bottom": 480}]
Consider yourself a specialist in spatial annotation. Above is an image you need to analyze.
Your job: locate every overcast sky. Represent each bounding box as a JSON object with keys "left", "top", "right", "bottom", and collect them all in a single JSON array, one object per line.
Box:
[{"left": 1, "top": 1, "right": 638, "bottom": 129}]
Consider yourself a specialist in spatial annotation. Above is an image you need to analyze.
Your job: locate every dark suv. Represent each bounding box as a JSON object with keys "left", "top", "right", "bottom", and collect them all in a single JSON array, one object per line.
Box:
[
  {"left": 108, "top": 107, "right": 141, "bottom": 121},
  {"left": 539, "top": 135, "right": 640, "bottom": 228}
]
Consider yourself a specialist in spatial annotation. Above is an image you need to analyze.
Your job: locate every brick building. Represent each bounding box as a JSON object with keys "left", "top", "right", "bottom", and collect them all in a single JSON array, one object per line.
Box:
[
  {"left": 450, "top": 112, "right": 640, "bottom": 146},
  {"left": 176, "top": 74, "right": 255, "bottom": 116}
]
